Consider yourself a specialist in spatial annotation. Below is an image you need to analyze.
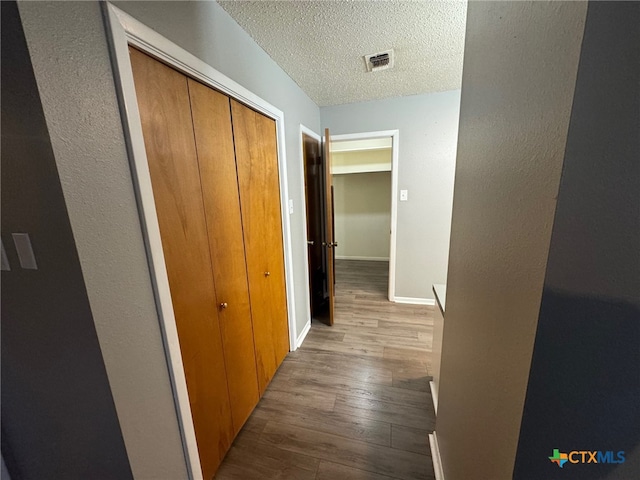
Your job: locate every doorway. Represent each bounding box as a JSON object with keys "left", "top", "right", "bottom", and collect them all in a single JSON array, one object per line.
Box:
[
  {"left": 330, "top": 130, "right": 399, "bottom": 302},
  {"left": 301, "top": 128, "right": 400, "bottom": 327}
]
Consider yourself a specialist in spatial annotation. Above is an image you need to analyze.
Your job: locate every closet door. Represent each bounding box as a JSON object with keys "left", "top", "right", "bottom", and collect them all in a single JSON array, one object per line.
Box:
[
  {"left": 129, "top": 48, "right": 232, "bottom": 479},
  {"left": 231, "top": 100, "right": 289, "bottom": 394},
  {"left": 188, "top": 79, "right": 260, "bottom": 433}
]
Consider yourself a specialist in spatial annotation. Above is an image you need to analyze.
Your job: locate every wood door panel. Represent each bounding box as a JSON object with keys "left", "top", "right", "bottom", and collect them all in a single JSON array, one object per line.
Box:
[
  {"left": 129, "top": 47, "right": 232, "bottom": 479},
  {"left": 188, "top": 78, "right": 260, "bottom": 434},
  {"left": 231, "top": 99, "right": 289, "bottom": 395},
  {"left": 302, "top": 134, "right": 326, "bottom": 317}
]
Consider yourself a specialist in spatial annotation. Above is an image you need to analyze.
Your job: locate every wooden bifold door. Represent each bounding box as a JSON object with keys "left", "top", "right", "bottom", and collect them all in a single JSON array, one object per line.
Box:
[{"left": 129, "top": 47, "right": 289, "bottom": 479}]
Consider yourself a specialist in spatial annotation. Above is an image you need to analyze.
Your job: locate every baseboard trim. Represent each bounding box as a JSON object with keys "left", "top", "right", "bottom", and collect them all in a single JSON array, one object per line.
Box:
[
  {"left": 429, "top": 432, "right": 445, "bottom": 480},
  {"left": 335, "top": 255, "right": 389, "bottom": 261},
  {"left": 392, "top": 296, "right": 436, "bottom": 306},
  {"left": 430, "top": 380, "right": 438, "bottom": 415},
  {"left": 296, "top": 320, "right": 311, "bottom": 349}
]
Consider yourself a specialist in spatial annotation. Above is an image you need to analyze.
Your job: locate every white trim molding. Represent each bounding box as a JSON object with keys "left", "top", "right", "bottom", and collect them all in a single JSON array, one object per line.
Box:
[
  {"left": 392, "top": 296, "right": 436, "bottom": 306},
  {"left": 104, "top": 4, "right": 298, "bottom": 478},
  {"left": 329, "top": 130, "right": 400, "bottom": 303},
  {"left": 296, "top": 320, "right": 312, "bottom": 349},
  {"left": 430, "top": 380, "right": 439, "bottom": 414},
  {"left": 429, "top": 432, "right": 446, "bottom": 480}
]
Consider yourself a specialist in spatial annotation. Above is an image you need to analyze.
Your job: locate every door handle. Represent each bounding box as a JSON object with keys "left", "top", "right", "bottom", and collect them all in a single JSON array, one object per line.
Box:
[
  {"left": 307, "top": 240, "right": 315, "bottom": 245},
  {"left": 219, "top": 302, "right": 228, "bottom": 309},
  {"left": 264, "top": 271, "right": 271, "bottom": 277}
]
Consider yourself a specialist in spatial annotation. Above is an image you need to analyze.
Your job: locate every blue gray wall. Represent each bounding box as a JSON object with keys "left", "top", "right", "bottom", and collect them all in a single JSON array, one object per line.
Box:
[
  {"left": 321, "top": 91, "right": 461, "bottom": 301},
  {"left": 1, "top": 3, "right": 132, "bottom": 478},
  {"left": 514, "top": 2, "right": 640, "bottom": 479}
]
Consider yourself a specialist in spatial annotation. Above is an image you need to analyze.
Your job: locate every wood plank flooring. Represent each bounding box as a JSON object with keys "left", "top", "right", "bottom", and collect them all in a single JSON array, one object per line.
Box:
[{"left": 216, "top": 260, "right": 435, "bottom": 479}]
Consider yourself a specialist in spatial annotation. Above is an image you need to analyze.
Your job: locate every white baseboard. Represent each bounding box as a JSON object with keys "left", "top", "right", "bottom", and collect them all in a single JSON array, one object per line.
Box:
[
  {"left": 296, "top": 320, "right": 311, "bottom": 349},
  {"left": 429, "top": 432, "right": 445, "bottom": 480},
  {"left": 430, "top": 380, "right": 438, "bottom": 415},
  {"left": 392, "top": 296, "right": 436, "bottom": 306},
  {"left": 335, "top": 255, "right": 389, "bottom": 261}
]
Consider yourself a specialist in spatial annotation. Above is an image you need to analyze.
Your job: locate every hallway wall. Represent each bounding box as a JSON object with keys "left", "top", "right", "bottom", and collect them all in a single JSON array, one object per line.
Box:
[
  {"left": 1, "top": 3, "right": 132, "bottom": 477},
  {"left": 321, "top": 90, "right": 461, "bottom": 301},
  {"left": 435, "top": 1, "right": 588, "bottom": 479},
  {"left": 514, "top": 2, "right": 640, "bottom": 478}
]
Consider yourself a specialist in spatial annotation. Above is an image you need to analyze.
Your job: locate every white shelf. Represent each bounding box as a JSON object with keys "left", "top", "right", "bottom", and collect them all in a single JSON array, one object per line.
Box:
[{"left": 333, "top": 164, "right": 392, "bottom": 175}]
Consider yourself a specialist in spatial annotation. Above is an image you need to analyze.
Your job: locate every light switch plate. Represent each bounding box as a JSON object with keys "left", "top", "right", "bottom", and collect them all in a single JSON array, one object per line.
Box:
[
  {"left": 12, "top": 233, "right": 38, "bottom": 270},
  {"left": 288, "top": 199, "right": 294, "bottom": 214},
  {"left": 400, "top": 190, "right": 408, "bottom": 201}
]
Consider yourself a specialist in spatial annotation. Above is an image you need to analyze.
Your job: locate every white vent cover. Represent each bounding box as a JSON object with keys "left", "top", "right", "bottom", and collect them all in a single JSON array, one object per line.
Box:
[{"left": 364, "top": 49, "right": 394, "bottom": 73}]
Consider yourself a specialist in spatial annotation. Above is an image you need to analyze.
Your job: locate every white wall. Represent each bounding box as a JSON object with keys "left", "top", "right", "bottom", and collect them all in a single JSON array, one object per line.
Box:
[
  {"left": 321, "top": 91, "right": 461, "bottom": 300},
  {"left": 436, "top": 2, "right": 587, "bottom": 479},
  {"left": 18, "top": 1, "right": 321, "bottom": 477},
  {"left": 334, "top": 172, "right": 391, "bottom": 260}
]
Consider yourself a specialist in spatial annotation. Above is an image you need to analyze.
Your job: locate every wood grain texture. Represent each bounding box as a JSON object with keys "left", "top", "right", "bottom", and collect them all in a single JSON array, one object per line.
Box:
[
  {"left": 188, "top": 79, "right": 260, "bottom": 435},
  {"left": 216, "top": 260, "right": 436, "bottom": 479},
  {"left": 129, "top": 48, "right": 232, "bottom": 479},
  {"left": 231, "top": 99, "right": 289, "bottom": 395}
]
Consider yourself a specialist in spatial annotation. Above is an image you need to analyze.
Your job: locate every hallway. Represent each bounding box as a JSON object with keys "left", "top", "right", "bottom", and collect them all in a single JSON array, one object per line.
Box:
[{"left": 216, "top": 260, "right": 436, "bottom": 479}]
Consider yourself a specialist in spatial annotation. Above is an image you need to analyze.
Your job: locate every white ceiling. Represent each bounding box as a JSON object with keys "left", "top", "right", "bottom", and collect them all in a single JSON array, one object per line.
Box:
[{"left": 218, "top": 1, "right": 468, "bottom": 107}]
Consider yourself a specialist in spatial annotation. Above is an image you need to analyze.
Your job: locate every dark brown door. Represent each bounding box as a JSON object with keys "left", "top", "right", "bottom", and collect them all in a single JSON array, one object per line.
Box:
[
  {"left": 302, "top": 133, "right": 325, "bottom": 318},
  {"left": 231, "top": 99, "right": 290, "bottom": 395},
  {"left": 129, "top": 47, "right": 233, "bottom": 479},
  {"left": 188, "top": 79, "right": 260, "bottom": 435},
  {"left": 323, "top": 128, "right": 336, "bottom": 326}
]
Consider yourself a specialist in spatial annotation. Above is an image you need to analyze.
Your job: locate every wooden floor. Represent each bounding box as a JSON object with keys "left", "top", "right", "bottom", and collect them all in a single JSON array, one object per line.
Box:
[{"left": 216, "top": 260, "right": 435, "bottom": 479}]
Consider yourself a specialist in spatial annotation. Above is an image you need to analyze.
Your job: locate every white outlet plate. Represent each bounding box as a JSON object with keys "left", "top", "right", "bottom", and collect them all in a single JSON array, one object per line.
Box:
[{"left": 400, "top": 190, "right": 408, "bottom": 201}]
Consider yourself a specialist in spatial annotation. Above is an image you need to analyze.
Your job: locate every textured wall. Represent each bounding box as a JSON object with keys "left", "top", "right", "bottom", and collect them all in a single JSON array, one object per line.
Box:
[
  {"left": 113, "top": 0, "right": 322, "bottom": 338},
  {"left": 1, "top": 3, "right": 132, "bottom": 478},
  {"left": 321, "top": 90, "right": 461, "bottom": 300},
  {"left": 17, "top": 2, "right": 189, "bottom": 478},
  {"left": 514, "top": 2, "right": 640, "bottom": 478},
  {"left": 436, "top": 2, "right": 587, "bottom": 479},
  {"left": 333, "top": 172, "right": 391, "bottom": 260}
]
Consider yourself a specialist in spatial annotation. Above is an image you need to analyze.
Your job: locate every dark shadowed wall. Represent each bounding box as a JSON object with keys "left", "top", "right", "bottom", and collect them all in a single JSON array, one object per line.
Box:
[
  {"left": 514, "top": 2, "right": 640, "bottom": 479},
  {"left": 1, "top": 3, "right": 132, "bottom": 478}
]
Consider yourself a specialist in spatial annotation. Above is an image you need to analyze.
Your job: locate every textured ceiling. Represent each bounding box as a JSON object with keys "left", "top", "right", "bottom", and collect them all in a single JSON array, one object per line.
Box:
[{"left": 218, "top": 1, "right": 467, "bottom": 106}]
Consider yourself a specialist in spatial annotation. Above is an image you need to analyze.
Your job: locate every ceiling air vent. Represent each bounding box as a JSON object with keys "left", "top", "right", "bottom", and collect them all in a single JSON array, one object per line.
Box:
[{"left": 364, "top": 49, "right": 394, "bottom": 73}]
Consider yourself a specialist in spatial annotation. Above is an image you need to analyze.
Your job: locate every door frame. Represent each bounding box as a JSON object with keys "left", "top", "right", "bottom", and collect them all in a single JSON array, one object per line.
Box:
[
  {"left": 297, "top": 124, "right": 322, "bottom": 347},
  {"left": 328, "top": 130, "right": 400, "bottom": 302},
  {"left": 104, "top": 4, "right": 298, "bottom": 478}
]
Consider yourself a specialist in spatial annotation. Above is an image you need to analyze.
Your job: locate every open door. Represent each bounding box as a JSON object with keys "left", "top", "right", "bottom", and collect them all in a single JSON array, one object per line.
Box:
[
  {"left": 302, "top": 129, "right": 335, "bottom": 326},
  {"left": 322, "top": 128, "right": 336, "bottom": 326},
  {"left": 302, "top": 133, "right": 324, "bottom": 318}
]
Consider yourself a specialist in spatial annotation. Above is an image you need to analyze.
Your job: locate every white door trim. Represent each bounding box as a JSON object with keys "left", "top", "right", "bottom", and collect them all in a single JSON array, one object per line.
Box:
[
  {"left": 103, "top": 4, "right": 298, "bottom": 478},
  {"left": 329, "top": 130, "right": 400, "bottom": 302}
]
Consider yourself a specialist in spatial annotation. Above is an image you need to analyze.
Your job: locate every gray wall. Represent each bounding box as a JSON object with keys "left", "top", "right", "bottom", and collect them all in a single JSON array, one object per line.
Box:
[
  {"left": 17, "top": 1, "right": 321, "bottom": 476},
  {"left": 435, "top": 2, "right": 587, "bottom": 479},
  {"left": 321, "top": 90, "right": 461, "bottom": 300},
  {"left": 514, "top": 2, "right": 640, "bottom": 478},
  {"left": 1, "top": 3, "right": 132, "bottom": 478}
]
